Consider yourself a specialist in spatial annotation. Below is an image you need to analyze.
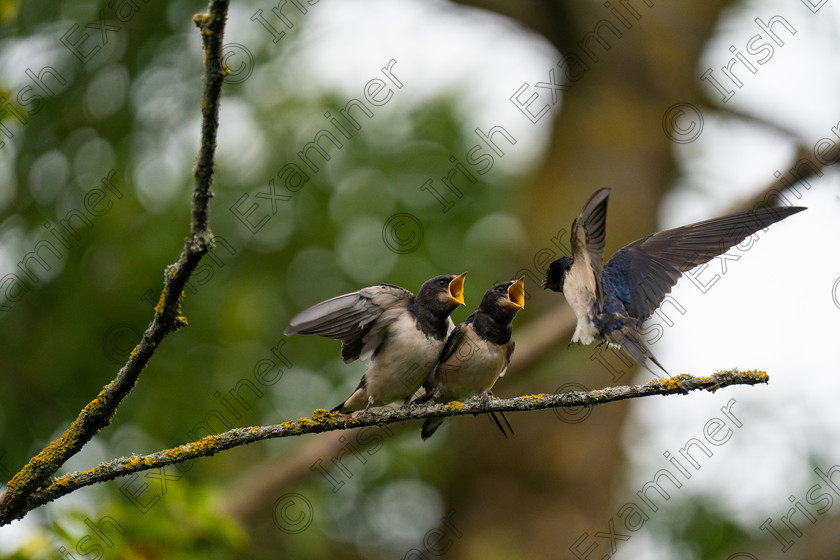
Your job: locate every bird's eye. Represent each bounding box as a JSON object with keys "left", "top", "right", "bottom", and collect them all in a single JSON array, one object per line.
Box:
[{"left": 438, "top": 279, "right": 447, "bottom": 286}]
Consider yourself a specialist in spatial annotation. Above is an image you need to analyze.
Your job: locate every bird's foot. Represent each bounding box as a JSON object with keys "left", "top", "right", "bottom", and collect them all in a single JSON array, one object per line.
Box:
[{"left": 362, "top": 396, "right": 375, "bottom": 414}]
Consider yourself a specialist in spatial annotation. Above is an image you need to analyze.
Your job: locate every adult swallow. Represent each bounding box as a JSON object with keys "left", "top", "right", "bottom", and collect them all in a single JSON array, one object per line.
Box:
[
  {"left": 416, "top": 278, "right": 525, "bottom": 440},
  {"left": 284, "top": 273, "right": 466, "bottom": 413},
  {"left": 543, "top": 188, "right": 805, "bottom": 373}
]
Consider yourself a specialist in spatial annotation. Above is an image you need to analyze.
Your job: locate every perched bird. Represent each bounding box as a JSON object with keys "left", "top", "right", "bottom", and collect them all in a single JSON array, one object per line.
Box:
[
  {"left": 543, "top": 188, "right": 805, "bottom": 373},
  {"left": 416, "top": 278, "right": 525, "bottom": 440},
  {"left": 284, "top": 273, "right": 466, "bottom": 413}
]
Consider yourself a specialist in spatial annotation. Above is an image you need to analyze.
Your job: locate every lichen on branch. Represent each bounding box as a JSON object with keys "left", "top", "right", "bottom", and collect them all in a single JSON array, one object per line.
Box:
[
  {"left": 0, "top": 0, "right": 232, "bottom": 527},
  {"left": 12, "top": 369, "right": 767, "bottom": 517}
]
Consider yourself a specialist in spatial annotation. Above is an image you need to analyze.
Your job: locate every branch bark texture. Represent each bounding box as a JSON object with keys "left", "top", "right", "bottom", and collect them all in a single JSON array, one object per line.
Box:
[
  {"left": 0, "top": 0, "right": 231, "bottom": 527},
  {"left": 16, "top": 370, "right": 767, "bottom": 516}
]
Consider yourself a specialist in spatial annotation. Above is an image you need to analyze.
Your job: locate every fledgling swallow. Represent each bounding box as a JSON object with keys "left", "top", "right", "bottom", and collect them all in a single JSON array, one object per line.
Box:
[
  {"left": 415, "top": 277, "right": 525, "bottom": 440},
  {"left": 284, "top": 273, "right": 466, "bottom": 413},
  {"left": 543, "top": 188, "right": 806, "bottom": 373}
]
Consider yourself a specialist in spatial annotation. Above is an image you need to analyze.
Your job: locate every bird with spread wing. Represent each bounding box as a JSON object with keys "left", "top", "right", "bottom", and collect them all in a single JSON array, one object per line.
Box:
[{"left": 543, "top": 188, "right": 805, "bottom": 373}]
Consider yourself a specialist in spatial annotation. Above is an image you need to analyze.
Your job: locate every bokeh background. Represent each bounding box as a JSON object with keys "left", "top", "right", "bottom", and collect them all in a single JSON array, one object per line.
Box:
[{"left": 1, "top": 0, "right": 839, "bottom": 558}]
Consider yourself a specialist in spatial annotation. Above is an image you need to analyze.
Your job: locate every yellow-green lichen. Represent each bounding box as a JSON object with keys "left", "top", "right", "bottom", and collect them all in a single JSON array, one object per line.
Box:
[
  {"left": 311, "top": 409, "right": 339, "bottom": 424},
  {"left": 77, "top": 467, "right": 100, "bottom": 478},
  {"left": 52, "top": 475, "right": 72, "bottom": 488},
  {"left": 164, "top": 447, "right": 184, "bottom": 461},
  {"left": 154, "top": 289, "right": 166, "bottom": 315},
  {"left": 444, "top": 401, "right": 464, "bottom": 411},
  {"left": 157, "top": 436, "right": 220, "bottom": 465},
  {"left": 6, "top": 411, "right": 98, "bottom": 496},
  {"left": 741, "top": 369, "right": 768, "bottom": 379},
  {"left": 191, "top": 436, "right": 221, "bottom": 455},
  {"left": 124, "top": 456, "right": 145, "bottom": 469},
  {"left": 648, "top": 374, "right": 694, "bottom": 391},
  {"left": 518, "top": 393, "right": 547, "bottom": 400},
  {"left": 664, "top": 378, "right": 682, "bottom": 390},
  {"left": 312, "top": 408, "right": 332, "bottom": 422}
]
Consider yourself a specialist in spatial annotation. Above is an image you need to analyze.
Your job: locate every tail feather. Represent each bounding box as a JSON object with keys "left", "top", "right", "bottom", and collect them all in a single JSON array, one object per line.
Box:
[
  {"left": 489, "top": 412, "right": 514, "bottom": 438},
  {"left": 609, "top": 326, "right": 669, "bottom": 375},
  {"left": 421, "top": 418, "right": 443, "bottom": 440},
  {"left": 420, "top": 391, "right": 514, "bottom": 440},
  {"left": 423, "top": 413, "right": 514, "bottom": 440}
]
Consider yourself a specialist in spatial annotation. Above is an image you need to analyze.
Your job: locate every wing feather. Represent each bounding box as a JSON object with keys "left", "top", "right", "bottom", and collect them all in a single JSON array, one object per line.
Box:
[
  {"left": 284, "top": 284, "right": 414, "bottom": 362},
  {"left": 497, "top": 340, "right": 514, "bottom": 378},
  {"left": 570, "top": 188, "right": 610, "bottom": 306},
  {"left": 604, "top": 205, "right": 805, "bottom": 320}
]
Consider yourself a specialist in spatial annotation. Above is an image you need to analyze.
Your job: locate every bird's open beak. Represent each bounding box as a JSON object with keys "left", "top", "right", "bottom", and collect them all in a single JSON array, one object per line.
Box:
[
  {"left": 448, "top": 273, "right": 466, "bottom": 306},
  {"left": 508, "top": 277, "right": 525, "bottom": 309}
]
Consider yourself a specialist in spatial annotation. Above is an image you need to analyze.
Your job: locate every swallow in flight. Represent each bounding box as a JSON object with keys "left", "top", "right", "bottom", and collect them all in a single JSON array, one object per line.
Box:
[
  {"left": 416, "top": 278, "right": 525, "bottom": 440},
  {"left": 284, "top": 274, "right": 466, "bottom": 413},
  {"left": 543, "top": 188, "right": 805, "bottom": 373}
]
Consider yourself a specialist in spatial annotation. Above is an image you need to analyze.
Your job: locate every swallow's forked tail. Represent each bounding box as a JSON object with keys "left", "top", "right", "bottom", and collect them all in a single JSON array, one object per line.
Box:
[{"left": 609, "top": 325, "right": 669, "bottom": 376}]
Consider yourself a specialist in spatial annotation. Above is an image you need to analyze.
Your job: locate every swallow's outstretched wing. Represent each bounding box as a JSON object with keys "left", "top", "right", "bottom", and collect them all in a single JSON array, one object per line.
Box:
[
  {"left": 284, "top": 284, "right": 413, "bottom": 362},
  {"left": 602, "top": 205, "right": 806, "bottom": 321}
]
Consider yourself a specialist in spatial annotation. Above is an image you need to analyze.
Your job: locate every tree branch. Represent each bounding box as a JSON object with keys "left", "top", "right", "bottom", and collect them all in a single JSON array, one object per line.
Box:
[
  {"left": 737, "top": 144, "right": 831, "bottom": 212},
  {"left": 697, "top": 105, "right": 836, "bottom": 214},
  {"left": 0, "top": 0, "right": 231, "bottom": 527},
  {"left": 14, "top": 370, "right": 766, "bottom": 514}
]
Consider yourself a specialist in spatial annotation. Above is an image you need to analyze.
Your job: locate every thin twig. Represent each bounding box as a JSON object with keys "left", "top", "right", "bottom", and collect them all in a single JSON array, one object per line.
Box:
[
  {"left": 697, "top": 105, "right": 835, "bottom": 213},
  {"left": 0, "top": 0, "right": 231, "bottom": 527},
  {"left": 15, "top": 370, "right": 767, "bottom": 515}
]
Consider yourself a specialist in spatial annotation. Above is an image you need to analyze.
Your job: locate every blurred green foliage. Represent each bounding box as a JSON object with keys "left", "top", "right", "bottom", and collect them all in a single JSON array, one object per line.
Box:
[
  {"left": 0, "top": 0, "right": 797, "bottom": 558},
  {"left": 0, "top": 1, "right": 533, "bottom": 557},
  {"left": 661, "top": 502, "right": 750, "bottom": 560}
]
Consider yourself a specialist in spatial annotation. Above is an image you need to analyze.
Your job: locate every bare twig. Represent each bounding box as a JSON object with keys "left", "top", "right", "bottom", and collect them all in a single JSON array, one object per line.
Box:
[
  {"left": 712, "top": 105, "right": 805, "bottom": 145},
  {"left": 697, "top": 105, "right": 835, "bottom": 213},
  {"left": 15, "top": 370, "right": 767, "bottom": 514},
  {"left": 0, "top": 0, "right": 231, "bottom": 526},
  {"left": 738, "top": 145, "right": 832, "bottom": 212}
]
